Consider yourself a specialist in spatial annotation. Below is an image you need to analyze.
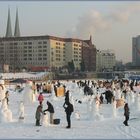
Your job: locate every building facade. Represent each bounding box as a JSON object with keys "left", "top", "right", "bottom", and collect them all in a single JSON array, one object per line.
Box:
[
  {"left": 0, "top": 9, "right": 96, "bottom": 72},
  {"left": 96, "top": 49, "right": 116, "bottom": 72},
  {"left": 82, "top": 37, "right": 96, "bottom": 71},
  {"left": 0, "top": 36, "right": 96, "bottom": 72},
  {"left": 132, "top": 35, "right": 140, "bottom": 67}
]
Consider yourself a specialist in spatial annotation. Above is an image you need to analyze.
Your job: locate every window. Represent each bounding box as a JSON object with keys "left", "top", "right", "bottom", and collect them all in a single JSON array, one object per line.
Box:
[
  {"left": 28, "top": 54, "right": 32, "bottom": 56},
  {"left": 43, "top": 49, "right": 47, "bottom": 52},
  {"left": 38, "top": 46, "right": 42, "bottom": 48},
  {"left": 56, "top": 58, "right": 60, "bottom": 61},
  {"left": 43, "top": 41, "right": 47, "bottom": 44},
  {"left": 38, "top": 41, "right": 42, "bottom": 44},
  {"left": 28, "top": 42, "right": 32, "bottom": 45},
  {"left": 38, "top": 58, "right": 42, "bottom": 60},
  {"left": 24, "top": 50, "right": 27, "bottom": 53},
  {"left": 43, "top": 58, "right": 47, "bottom": 60},
  {"left": 43, "top": 54, "right": 47, "bottom": 56},
  {"left": 24, "top": 42, "right": 27, "bottom": 45},
  {"left": 56, "top": 50, "right": 60, "bottom": 53},
  {"left": 38, "top": 54, "right": 42, "bottom": 56},
  {"left": 29, "top": 46, "right": 32, "bottom": 49},
  {"left": 39, "top": 50, "right": 42, "bottom": 52}
]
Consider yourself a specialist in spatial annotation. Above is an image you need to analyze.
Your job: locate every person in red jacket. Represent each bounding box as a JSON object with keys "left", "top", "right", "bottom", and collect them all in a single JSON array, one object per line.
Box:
[{"left": 38, "top": 92, "right": 44, "bottom": 105}]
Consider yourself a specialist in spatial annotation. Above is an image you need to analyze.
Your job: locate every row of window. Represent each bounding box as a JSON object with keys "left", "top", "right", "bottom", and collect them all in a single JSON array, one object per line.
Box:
[
  {"left": 56, "top": 42, "right": 65, "bottom": 46},
  {"left": 51, "top": 58, "right": 65, "bottom": 61},
  {"left": 23, "top": 49, "right": 47, "bottom": 53},
  {"left": 74, "top": 44, "right": 81, "bottom": 47},
  {"left": 23, "top": 57, "right": 47, "bottom": 60},
  {"left": 74, "top": 48, "right": 81, "bottom": 50}
]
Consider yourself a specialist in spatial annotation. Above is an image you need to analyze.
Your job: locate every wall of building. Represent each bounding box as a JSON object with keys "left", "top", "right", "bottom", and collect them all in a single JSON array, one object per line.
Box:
[
  {"left": 96, "top": 49, "right": 116, "bottom": 72},
  {"left": 0, "top": 36, "right": 96, "bottom": 72},
  {"left": 132, "top": 36, "right": 140, "bottom": 66}
]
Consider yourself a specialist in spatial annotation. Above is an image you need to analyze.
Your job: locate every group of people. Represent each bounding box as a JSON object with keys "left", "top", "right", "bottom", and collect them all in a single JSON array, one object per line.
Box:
[
  {"left": 0, "top": 78, "right": 133, "bottom": 128},
  {"left": 35, "top": 89, "right": 74, "bottom": 128},
  {"left": 35, "top": 98, "right": 55, "bottom": 126}
]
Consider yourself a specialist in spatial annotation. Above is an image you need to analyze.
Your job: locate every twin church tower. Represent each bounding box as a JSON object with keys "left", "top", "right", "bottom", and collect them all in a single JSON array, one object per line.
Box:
[{"left": 6, "top": 8, "right": 20, "bottom": 37}]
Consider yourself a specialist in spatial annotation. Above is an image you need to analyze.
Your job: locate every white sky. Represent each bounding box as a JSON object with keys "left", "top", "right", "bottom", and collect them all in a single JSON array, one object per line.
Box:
[{"left": 0, "top": 1, "right": 140, "bottom": 63}]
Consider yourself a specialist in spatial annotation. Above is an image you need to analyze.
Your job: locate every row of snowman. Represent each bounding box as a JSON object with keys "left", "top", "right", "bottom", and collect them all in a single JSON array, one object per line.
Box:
[
  {"left": 0, "top": 79, "right": 52, "bottom": 126},
  {"left": 0, "top": 80, "right": 33, "bottom": 123},
  {"left": 0, "top": 79, "right": 13, "bottom": 123}
]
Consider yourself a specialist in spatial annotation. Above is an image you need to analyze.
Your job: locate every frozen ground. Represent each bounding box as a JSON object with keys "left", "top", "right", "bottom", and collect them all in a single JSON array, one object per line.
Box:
[{"left": 0, "top": 82, "right": 140, "bottom": 139}]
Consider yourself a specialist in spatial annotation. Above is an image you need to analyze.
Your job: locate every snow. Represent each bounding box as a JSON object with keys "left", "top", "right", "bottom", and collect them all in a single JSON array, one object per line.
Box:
[{"left": 0, "top": 76, "right": 140, "bottom": 139}]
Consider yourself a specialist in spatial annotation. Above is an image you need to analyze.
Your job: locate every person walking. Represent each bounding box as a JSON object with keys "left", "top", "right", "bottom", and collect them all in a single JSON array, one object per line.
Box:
[
  {"left": 123, "top": 103, "right": 130, "bottom": 126},
  {"left": 43, "top": 101, "right": 54, "bottom": 124},
  {"left": 63, "top": 101, "right": 74, "bottom": 129}
]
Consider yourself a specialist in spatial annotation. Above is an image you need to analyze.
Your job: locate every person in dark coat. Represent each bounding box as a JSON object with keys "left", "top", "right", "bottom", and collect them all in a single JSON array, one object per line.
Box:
[
  {"left": 54, "top": 85, "right": 57, "bottom": 96},
  {"left": 35, "top": 105, "right": 43, "bottom": 126},
  {"left": 100, "top": 94, "right": 104, "bottom": 104},
  {"left": 63, "top": 90, "right": 70, "bottom": 108},
  {"left": 123, "top": 103, "right": 130, "bottom": 126},
  {"left": 43, "top": 101, "right": 55, "bottom": 124},
  {"left": 64, "top": 90, "right": 70, "bottom": 102},
  {"left": 5, "top": 91, "right": 9, "bottom": 105},
  {"left": 103, "top": 88, "right": 113, "bottom": 104},
  {"left": 63, "top": 101, "right": 74, "bottom": 128}
]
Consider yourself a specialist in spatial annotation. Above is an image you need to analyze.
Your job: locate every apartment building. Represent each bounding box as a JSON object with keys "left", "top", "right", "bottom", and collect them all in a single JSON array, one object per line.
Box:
[
  {"left": 96, "top": 49, "right": 116, "bottom": 72},
  {"left": 132, "top": 35, "right": 140, "bottom": 66},
  {"left": 0, "top": 8, "right": 96, "bottom": 72}
]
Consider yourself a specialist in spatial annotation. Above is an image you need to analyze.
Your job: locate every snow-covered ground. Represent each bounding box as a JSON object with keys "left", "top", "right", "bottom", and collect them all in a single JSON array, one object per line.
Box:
[
  {"left": 0, "top": 80, "right": 140, "bottom": 139},
  {"left": 0, "top": 72, "right": 48, "bottom": 80}
]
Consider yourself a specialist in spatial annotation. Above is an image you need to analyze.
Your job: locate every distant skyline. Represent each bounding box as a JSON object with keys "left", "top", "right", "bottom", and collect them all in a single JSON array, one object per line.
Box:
[{"left": 0, "top": 1, "right": 140, "bottom": 63}]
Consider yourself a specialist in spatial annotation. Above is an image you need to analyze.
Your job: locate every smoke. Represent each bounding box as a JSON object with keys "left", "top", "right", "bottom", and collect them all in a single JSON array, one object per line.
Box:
[
  {"left": 66, "top": 9, "right": 111, "bottom": 38},
  {"left": 109, "top": 4, "right": 140, "bottom": 23},
  {"left": 66, "top": 4, "right": 140, "bottom": 38}
]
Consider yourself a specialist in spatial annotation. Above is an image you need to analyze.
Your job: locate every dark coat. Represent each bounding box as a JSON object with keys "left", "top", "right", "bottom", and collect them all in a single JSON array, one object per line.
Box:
[
  {"left": 65, "top": 91, "right": 70, "bottom": 102},
  {"left": 44, "top": 101, "right": 54, "bottom": 113},
  {"left": 124, "top": 104, "right": 130, "bottom": 117},
  {"left": 64, "top": 102, "right": 74, "bottom": 115},
  {"left": 35, "top": 105, "right": 42, "bottom": 120}
]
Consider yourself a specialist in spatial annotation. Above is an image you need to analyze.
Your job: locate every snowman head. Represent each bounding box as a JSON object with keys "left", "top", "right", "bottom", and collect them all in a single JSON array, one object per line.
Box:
[{"left": 0, "top": 80, "right": 5, "bottom": 85}]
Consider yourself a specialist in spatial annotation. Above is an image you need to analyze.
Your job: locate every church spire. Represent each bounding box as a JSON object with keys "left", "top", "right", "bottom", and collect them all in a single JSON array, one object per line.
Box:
[
  {"left": 6, "top": 8, "right": 12, "bottom": 37},
  {"left": 14, "top": 8, "right": 20, "bottom": 37}
]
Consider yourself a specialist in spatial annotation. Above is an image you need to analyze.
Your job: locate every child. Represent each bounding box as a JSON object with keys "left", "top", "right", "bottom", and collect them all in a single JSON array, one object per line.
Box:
[
  {"left": 38, "top": 92, "right": 44, "bottom": 106},
  {"left": 35, "top": 105, "right": 43, "bottom": 126}
]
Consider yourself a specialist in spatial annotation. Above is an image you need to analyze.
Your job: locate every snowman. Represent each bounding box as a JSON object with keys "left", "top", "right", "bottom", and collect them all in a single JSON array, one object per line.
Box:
[
  {"left": 18, "top": 101, "right": 25, "bottom": 122},
  {"left": 41, "top": 111, "right": 49, "bottom": 127},
  {"left": 0, "top": 98, "right": 12, "bottom": 123},
  {"left": 23, "top": 81, "right": 36, "bottom": 104},
  {"left": 112, "top": 100, "right": 117, "bottom": 118},
  {"left": 0, "top": 80, "right": 6, "bottom": 102}
]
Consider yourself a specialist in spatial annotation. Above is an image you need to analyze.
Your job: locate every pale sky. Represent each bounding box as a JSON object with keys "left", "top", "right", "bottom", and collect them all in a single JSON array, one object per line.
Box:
[{"left": 0, "top": 1, "right": 140, "bottom": 63}]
